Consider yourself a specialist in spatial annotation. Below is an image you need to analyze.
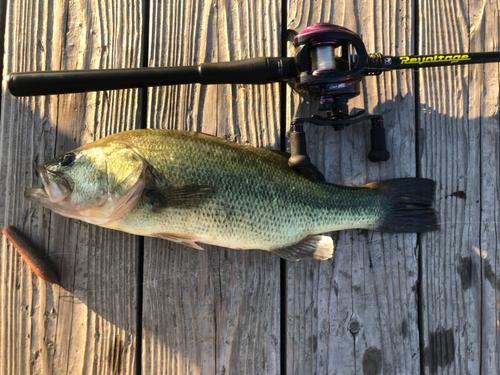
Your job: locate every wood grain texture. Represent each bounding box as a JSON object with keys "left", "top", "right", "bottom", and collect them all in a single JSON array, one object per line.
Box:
[
  {"left": 0, "top": 0, "right": 143, "bottom": 373},
  {"left": 143, "top": 0, "right": 282, "bottom": 374},
  {"left": 286, "top": 0, "right": 421, "bottom": 374},
  {"left": 469, "top": 3, "right": 500, "bottom": 375},
  {"left": 475, "top": 1, "right": 500, "bottom": 373},
  {"left": 419, "top": 0, "right": 500, "bottom": 374},
  {"left": 1, "top": 0, "right": 498, "bottom": 373}
]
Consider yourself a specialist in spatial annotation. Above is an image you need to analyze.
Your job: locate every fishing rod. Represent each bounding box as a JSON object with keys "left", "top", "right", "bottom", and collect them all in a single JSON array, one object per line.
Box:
[{"left": 7, "top": 23, "right": 500, "bottom": 164}]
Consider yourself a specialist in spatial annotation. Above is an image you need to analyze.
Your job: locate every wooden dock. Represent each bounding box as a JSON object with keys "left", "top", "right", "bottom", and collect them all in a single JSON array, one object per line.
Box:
[{"left": 1, "top": 0, "right": 499, "bottom": 373}]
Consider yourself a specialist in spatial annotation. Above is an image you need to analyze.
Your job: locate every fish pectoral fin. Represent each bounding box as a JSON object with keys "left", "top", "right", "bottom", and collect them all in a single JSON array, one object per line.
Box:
[
  {"left": 271, "top": 235, "right": 334, "bottom": 261},
  {"left": 145, "top": 184, "right": 214, "bottom": 210},
  {"left": 153, "top": 232, "right": 204, "bottom": 250}
]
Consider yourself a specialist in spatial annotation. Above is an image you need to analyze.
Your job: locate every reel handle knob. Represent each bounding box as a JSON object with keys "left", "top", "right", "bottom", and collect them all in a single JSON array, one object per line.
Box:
[
  {"left": 368, "top": 118, "right": 390, "bottom": 162},
  {"left": 289, "top": 123, "right": 311, "bottom": 168}
]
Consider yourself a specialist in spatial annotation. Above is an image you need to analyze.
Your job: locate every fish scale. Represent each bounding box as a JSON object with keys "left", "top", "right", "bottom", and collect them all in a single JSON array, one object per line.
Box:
[
  {"left": 103, "top": 131, "right": 376, "bottom": 246},
  {"left": 25, "top": 129, "right": 437, "bottom": 261}
]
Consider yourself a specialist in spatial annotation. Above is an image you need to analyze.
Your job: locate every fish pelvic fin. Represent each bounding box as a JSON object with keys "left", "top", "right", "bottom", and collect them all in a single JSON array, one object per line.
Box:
[
  {"left": 271, "top": 235, "right": 334, "bottom": 261},
  {"left": 366, "top": 178, "right": 438, "bottom": 233}
]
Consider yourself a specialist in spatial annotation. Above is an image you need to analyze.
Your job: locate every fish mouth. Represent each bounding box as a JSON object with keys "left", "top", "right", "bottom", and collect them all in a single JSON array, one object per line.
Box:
[
  {"left": 24, "top": 186, "right": 51, "bottom": 209},
  {"left": 25, "top": 165, "right": 72, "bottom": 204}
]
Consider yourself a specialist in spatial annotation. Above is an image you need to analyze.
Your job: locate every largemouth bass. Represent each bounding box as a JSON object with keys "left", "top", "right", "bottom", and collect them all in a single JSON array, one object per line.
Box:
[{"left": 25, "top": 129, "right": 437, "bottom": 261}]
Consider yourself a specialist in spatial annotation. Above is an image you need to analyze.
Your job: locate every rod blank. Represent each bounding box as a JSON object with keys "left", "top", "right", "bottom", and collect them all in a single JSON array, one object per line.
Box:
[{"left": 381, "top": 51, "right": 500, "bottom": 70}]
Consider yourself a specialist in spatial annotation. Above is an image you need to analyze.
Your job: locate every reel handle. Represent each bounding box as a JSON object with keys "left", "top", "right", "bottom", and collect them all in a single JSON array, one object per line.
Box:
[
  {"left": 7, "top": 57, "right": 295, "bottom": 96},
  {"left": 368, "top": 118, "right": 390, "bottom": 162},
  {"left": 288, "top": 123, "right": 311, "bottom": 169}
]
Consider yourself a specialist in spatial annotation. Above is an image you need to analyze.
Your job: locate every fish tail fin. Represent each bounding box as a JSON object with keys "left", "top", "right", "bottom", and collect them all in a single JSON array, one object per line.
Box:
[
  {"left": 271, "top": 235, "right": 334, "bottom": 261},
  {"left": 365, "top": 178, "right": 438, "bottom": 233}
]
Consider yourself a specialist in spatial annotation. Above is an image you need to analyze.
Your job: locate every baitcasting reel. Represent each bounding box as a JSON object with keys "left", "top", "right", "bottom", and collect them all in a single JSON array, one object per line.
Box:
[
  {"left": 8, "top": 23, "right": 500, "bottom": 166},
  {"left": 288, "top": 23, "right": 389, "bottom": 166}
]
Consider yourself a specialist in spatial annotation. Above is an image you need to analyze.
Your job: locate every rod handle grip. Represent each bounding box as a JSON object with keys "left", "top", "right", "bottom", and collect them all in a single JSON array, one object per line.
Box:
[
  {"left": 7, "top": 57, "right": 295, "bottom": 96},
  {"left": 7, "top": 66, "right": 202, "bottom": 96}
]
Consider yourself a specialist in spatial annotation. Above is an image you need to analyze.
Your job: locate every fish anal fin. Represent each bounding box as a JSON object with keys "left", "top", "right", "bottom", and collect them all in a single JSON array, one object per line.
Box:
[
  {"left": 271, "top": 235, "right": 333, "bottom": 261},
  {"left": 153, "top": 232, "right": 204, "bottom": 250}
]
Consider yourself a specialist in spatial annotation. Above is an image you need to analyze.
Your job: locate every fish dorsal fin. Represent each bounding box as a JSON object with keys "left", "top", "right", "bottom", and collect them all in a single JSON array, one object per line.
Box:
[
  {"left": 293, "top": 162, "right": 326, "bottom": 182},
  {"left": 266, "top": 149, "right": 326, "bottom": 182},
  {"left": 267, "top": 149, "right": 292, "bottom": 158},
  {"left": 271, "top": 235, "right": 333, "bottom": 261},
  {"left": 153, "top": 233, "right": 204, "bottom": 250},
  {"left": 145, "top": 183, "right": 214, "bottom": 211}
]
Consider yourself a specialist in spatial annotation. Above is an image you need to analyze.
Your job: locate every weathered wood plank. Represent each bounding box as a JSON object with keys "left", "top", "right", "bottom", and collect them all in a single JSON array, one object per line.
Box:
[
  {"left": 0, "top": 0, "right": 143, "bottom": 373},
  {"left": 142, "top": 0, "right": 282, "bottom": 373},
  {"left": 286, "top": 0, "right": 420, "bottom": 374},
  {"left": 142, "top": 2, "right": 218, "bottom": 372},
  {"left": 475, "top": 1, "right": 500, "bottom": 372},
  {"left": 417, "top": 0, "right": 500, "bottom": 373},
  {"left": 2, "top": 1, "right": 496, "bottom": 374}
]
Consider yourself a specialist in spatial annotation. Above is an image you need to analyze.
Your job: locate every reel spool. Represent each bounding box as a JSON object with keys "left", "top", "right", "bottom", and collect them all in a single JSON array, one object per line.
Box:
[{"left": 293, "top": 24, "right": 367, "bottom": 101}]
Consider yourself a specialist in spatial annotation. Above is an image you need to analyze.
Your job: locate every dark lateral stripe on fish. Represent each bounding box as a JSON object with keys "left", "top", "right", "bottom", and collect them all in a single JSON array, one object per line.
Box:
[{"left": 3, "top": 226, "right": 62, "bottom": 286}]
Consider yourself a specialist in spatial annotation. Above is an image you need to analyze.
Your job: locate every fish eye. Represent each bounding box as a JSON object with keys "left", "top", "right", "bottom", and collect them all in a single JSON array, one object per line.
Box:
[{"left": 60, "top": 153, "right": 76, "bottom": 167}]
